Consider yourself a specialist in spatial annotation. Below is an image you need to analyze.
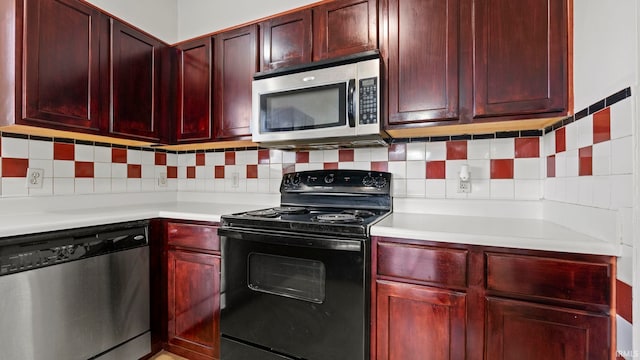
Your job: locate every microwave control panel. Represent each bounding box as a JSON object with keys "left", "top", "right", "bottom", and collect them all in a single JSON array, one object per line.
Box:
[{"left": 359, "top": 77, "right": 378, "bottom": 124}]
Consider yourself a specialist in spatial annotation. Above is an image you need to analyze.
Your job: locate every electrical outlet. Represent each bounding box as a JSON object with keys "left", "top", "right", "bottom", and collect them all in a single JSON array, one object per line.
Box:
[
  {"left": 157, "top": 172, "right": 168, "bottom": 187},
  {"left": 458, "top": 179, "right": 471, "bottom": 193},
  {"left": 26, "top": 168, "right": 44, "bottom": 188},
  {"left": 231, "top": 172, "right": 240, "bottom": 188}
]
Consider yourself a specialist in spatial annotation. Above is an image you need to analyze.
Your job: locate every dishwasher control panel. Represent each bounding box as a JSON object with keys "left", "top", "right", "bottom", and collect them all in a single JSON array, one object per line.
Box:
[{"left": 0, "top": 221, "right": 148, "bottom": 276}]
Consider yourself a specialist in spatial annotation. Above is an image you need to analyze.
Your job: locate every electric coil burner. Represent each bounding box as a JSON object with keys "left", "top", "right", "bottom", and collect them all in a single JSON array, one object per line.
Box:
[{"left": 219, "top": 169, "right": 392, "bottom": 360}]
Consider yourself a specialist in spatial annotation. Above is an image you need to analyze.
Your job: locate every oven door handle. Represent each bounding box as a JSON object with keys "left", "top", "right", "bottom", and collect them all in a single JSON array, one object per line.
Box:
[{"left": 218, "top": 227, "right": 363, "bottom": 252}]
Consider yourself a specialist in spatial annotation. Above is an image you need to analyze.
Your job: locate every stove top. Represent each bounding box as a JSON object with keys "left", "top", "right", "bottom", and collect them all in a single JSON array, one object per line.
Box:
[{"left": 221, "top": 169, "right": 392, "bottom": 238}]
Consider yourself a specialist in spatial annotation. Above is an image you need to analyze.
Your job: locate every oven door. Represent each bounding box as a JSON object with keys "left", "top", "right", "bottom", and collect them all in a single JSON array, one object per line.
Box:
[{"left": 219, "top": 227, "right": 369, "bottom": 360}]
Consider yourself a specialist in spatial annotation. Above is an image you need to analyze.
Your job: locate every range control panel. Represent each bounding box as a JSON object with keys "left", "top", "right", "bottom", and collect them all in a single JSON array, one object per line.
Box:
[{"left": 281, "top": 169, "right": 391, "bottom": 194}]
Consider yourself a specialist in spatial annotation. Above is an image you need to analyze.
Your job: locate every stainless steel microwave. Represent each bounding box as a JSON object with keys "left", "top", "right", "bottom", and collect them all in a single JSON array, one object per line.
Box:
[{"left": 251, "top": 52, "right": 386, "bottom": 149}]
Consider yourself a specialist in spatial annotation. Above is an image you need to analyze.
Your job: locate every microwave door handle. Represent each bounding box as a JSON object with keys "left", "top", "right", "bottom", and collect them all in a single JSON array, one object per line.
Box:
[{"left": 347, "top": 79, "right": 356, "bottom": 127}]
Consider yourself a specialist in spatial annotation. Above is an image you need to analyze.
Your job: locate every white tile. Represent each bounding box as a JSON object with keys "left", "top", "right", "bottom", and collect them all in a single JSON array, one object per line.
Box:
[
  {"left": 467, "top": 139, "right": 491, "bottom": 160},
  {"left": 127, "top": 179, "right": 142, "bottom": 192},
  {"left": 179, "top": 152, "right": 195, "bottom": 166},
  {"left": 240, "top": 150, "right": 258, "bottom": 165},
  {"left": 141, "top": 151, "right": 155, "bottom": 165},
  {"left": 29, "top": 140, "right": 53, "bottom": 159},
  {"left": 75, "top": 144, "right": 94, "bottom": 162},
  {"left": 591, "top": 176, "right": 611, "bottom": 209},
  {"left": 387, "top": 161, "right": 406, "bottom": 179},
  {"left": 577, "top": 176, "right": 594, "bottom": 206},
  {"left": 514, "top": 158, "right": 540, "bottom": 179},
  {"left": 206, "top": 152, "right": 225, "bottom": 165},
  {"left": 205, "top": 179, "right": 216, "bottom": 192},
  {"left": 29, "top": 159, "right": 53, "bottom": 175},
  {"left": 75, "top": 179, "right": 94, "bottom": 194},
  {"left": 406, "top": 143, "right": 425, "bottom": 161},
  {"left": 370, "top": 147, "right": 389, "bottom": 161},
  {"left": 126, "top": 149, "right": 141, "bottom": 164},
  {"left": 352, "top": 162, "right": 370, "bottom": 171},
  {"left": 406, "top": 179, "right": 426, "bottom": 197},
  {"left": 257, "top": 164, "right": 270, "bottom": 179},
  {"left": 617, "top": 244, "right": 634, "bottom": 285},
  {"left": 94, "top": 178, "right": 111, "bottom": 193},
  {"left": 592, "top": 142, "right": 611, "bottom": 176},
  {"left": 269, "top": 149, "right": 284, "bottom": 164},
  {"left": 269, "top": 178, "right": 281, "bottom": 193},
  {"left": 203, "top": 165, "right": 214, "bottom": 179},
  {"left": 296, "top": 163, "right": 311, "bottom": 171},
  {"left": 1, "top": 178, "right": 27, "bottom": 197},
  {"left": 564, "top": 149, "right": 578, "bottom": 178},
  {"left": 467, "top": 179, "right": 491, "bottom": 199},
  {"left": 269, "top": 164, "right": 282, "bottom": 178},
  {"left": 142, "top": 164, "right": 155, "bottom": 179},
  {"left": 94, "top": 146, "right": 112, "bottom": 163},
  {"left": 282, "top": 151, "right": 296, "bottom": 164},
  {"left": 111, "top": 178, "right": 127, "bottom": 193},
  {"left": 445, "top": 179, "right": 467, "bottom": 199},
  {"left": 575, "top": 115, "right": 593, "bottom": 149},
  {"left": 142, "top": 179, "right": 156, "bottom": 192},
  {"left": 94, "top": 162, "right": 111, "bottom": 178},
  {"left": 555, "top": 152, "right": 567, "bottom": 178},
  {"left": 611, "top": 136, "right": 632, "bottom": 174},
  {"left": 29, "top": 177, "right": 53, "bottom": 197},
  {"left": 392, "top": 179, "right": 407, "bottom": 197},
  {"left": 425, "top": 142, "right": 446, "bottom": 161},
  {"left": 337, "top": 162, "right": 353, "bottom": 170},
  {"left": 543, "top": 131, "right": 556, "bottom": 156},
  {"left": 53, "top": 160, "right": 74, "bottom": 178},
  {"left": 166, "top": 153, "right": 178, "bottom": 166},
  {"left": 246, "top": 179, "right": 258, "bottom": 193},
  {"left": 306, "top": 162, "right": 324, "bottom": 171},
  {"left": 194, "top": 179, "right": 206, "bottom": 192},
  {"left": 257, "top": 178, "right": 270, "bottom": 193},
  {"left": 564, "top": 177, "right": 579, "bottom": 204},
  {"left": 490, "top": 179, "right": 514, "bottom": 200},
  {"left": 490, "top": 138, "right": 514, "bottom": 159},
  {"left": 610, "top": 97, "right": 632, "bottom": 139},
  {"left": 178, "top": 166, "right": 187, "bottom": 179},
  {"left": 445, "top": 160, "right": 466, "bottom": 180},
  {"left": 321, "top": 149, "right": 338, "bottom": 163},
  {"left": 467, "top": 159, "right": 490, "bottom": 180},
  {"left": 53, "top": 178, "right": 75, "bottom": 195},
  {"left": 618, "top": 207, "right": 633, "bottom": 246},
  {"left": 425, "top": 179, "right": 446, "bottom": 199},
  {"left": 354, "top": 148, "right": 372, "bottom": 162},
  {"left": 514, "top": 179, "right": 542, "bottom": 200},
  {"left": 611, "top": 174, "right": 633, "bottom": 209},
  {"left": 564, "top": 121, "right": 578, "bottom": 151},
  {"left": 1, "top": 137, "right": 29, "bottom": 158},
  {"left": 406, "top": 161, "right": 425, "bottom": 179},
  {"left": 111, "top": 163, "right": 127, "bottom": 178},
  {"left": 309, "top": 150, "right": 324, "bottom": 163}
]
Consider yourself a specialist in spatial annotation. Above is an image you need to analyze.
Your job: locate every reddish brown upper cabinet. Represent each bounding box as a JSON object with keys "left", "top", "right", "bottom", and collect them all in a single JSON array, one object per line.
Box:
[
  {"left": 312, "top": 0, "right": 378, "bottom": 61},
  {"left": 382, "top": 0, "right": 460, "bottom": 126},
  {"left": 176, "top": 38, "right": 214, "bottom": 143},
  {"left": 110, "top": 20, "right": 164, "bottom": 142},
  {"left": 260, "top": 10, "right": 312, "bottom": 71},
  {"left": 214, "top": 25, "right": 258, "bottom": 140},
  {"left": 20, "top": 0, "right": 108, "bottom": 132},
  {"left": 470, "top": 0, "right": 568, "bottom": 119}
]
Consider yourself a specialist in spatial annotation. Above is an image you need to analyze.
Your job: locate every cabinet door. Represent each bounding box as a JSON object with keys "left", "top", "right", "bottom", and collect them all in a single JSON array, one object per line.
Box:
[
  {"left": 486, "top": 297, "right": 610, "bottom": 360},
  {"left": 260, "top": 10, "right": 312, "bottom": 71},
  {"left": 177, "top": 38, "right": 213, "bottom": 143},
  {"left": 22, "top": 0, "right": 108, "bottom": 131},
  {"left": 384, "top": 0, "right": 459, "bottom": 126},
  {"left": 472, "top": 0, "right": 567, "bottom": 118},
  {"left": 167, "top": 250, "right": 220, "bottom": 359},
  {"left": 111, "top": 20, "right": 162, "bottom": 141},
  {"left": 313, "top": 0, "right": 377, "bottom": 61},
  {"left": 214, "top": 25, "right": 258, "bottom": 139},
  {"left": 376, "top": 280, "right": 466, "bottom": 360}
]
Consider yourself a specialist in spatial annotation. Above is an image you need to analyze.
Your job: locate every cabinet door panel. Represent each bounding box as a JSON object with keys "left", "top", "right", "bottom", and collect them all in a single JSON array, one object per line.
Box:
[
  {"left": 214, "top": 25, "right": 257, "bottom": 139},
  {"left": 23, "top": 0, "right": 107, "bottom": 131},
  {"left": 313, "top": 0, "right": 377, "bottom": 60},
  {"left": 376, "top": 280, "right": 466, "bottom": 360},
  {"left": 386, "top": 0, "right": 459, "bottom": 125},
  {"left": 473, "top": 0, "right": 567, "bottom": 118},
  {"left": 111, "top": 20, "right": 161, "bottom": 141},
  {"left": 260, "top": 10, "right": 312, "bottom": 71},
  {"left": 167, "top": 250, "right": 220, "bottom": 358},
  {"left": 486, "top": 297, "right": 610, "bottom": 360},
  {"left": 177, "top": 38, "right": 212, "bottom": 142}
]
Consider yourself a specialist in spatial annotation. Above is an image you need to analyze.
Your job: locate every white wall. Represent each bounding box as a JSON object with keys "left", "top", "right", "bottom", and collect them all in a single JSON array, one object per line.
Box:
[
  {"left": 176, "top": 0, "right": 318, "bottom": 42},
  {"left": 85, "top": 0, "right": 178, "bottom": 43}
]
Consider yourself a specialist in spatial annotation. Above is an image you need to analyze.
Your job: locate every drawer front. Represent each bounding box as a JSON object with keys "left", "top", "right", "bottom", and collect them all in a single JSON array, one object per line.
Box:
[
  {"left": 168, "top": 222, "right": 220, "bottom": 252},
  {"left": 377, "top": 242, "right": 467, "bottom": 288},
  {"left": 486, "top": 253, "right": 611, "bottom": 306}
]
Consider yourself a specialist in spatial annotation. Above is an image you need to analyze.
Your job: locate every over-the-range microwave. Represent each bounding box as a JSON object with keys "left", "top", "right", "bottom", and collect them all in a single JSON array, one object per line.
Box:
[{"left": 251, "top": 51, "right": 387, "bottom": 150}]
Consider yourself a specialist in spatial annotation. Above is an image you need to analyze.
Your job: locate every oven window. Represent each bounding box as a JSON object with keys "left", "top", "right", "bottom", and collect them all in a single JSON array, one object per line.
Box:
[
  {"left": 247, "top": 253, "right": 326, "bottom": 304},
  {"left": 259, "top": 83, "right": 346, "bottom": 132}
]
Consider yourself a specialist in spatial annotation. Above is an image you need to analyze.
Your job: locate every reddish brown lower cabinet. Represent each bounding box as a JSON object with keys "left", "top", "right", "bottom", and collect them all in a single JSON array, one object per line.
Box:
[
  {"left": 167, "top": 250, "right": 220, "bottom": 360},
  {"left": 372, "top": 236, "right": 615, "bottom": 360},
  {"left": 376, "top": 280, "right": 466, "bottom": 360}
]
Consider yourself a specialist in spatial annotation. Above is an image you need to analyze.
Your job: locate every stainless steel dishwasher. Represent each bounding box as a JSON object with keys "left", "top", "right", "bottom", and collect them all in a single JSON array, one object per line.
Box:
[{"left": 0, "top": 220, "right": 151, "bottom": 360}]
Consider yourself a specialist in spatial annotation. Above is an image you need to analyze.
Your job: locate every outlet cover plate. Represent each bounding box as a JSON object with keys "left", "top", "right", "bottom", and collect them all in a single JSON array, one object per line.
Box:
[{"left": 26, "top": 168, "right": 44, "bottom": 188}]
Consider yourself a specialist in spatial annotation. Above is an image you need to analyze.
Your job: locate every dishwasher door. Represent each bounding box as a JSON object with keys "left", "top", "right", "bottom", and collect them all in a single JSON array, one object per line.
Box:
[{"left": 0, "top": 246, "right": 150, "bottom": 360}]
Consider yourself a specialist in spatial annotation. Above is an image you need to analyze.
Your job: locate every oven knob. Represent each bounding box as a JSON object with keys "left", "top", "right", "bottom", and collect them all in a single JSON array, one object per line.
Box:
[
  {"left": 362, "top": 175, "right": 374, "bottom": 187},
  {"left": 324, "top": 174, "right": 335, "bottom": 184},
  {"left": 292, "top": 174, "right": 301, "bottom": 185},
  {"left": 374, "top": 176, "right": 387, "bottom": 188},
  {"left": 283, "top": 175, "right": 292, "bottom": 186}
]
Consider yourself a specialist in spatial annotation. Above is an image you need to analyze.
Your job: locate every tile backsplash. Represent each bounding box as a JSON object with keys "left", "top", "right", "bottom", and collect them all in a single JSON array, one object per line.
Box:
[{"left": 0, "top": 89, "right": 633, "bottom": 212}]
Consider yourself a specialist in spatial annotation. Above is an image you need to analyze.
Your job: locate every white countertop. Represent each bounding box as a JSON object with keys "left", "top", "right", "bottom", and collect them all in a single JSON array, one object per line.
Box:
[
  {"left": 371, "top": 212, "right": 620, "bottom": 256},
  {"left": 0, "top": 193, "right": 620, "bottom": 256}
]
